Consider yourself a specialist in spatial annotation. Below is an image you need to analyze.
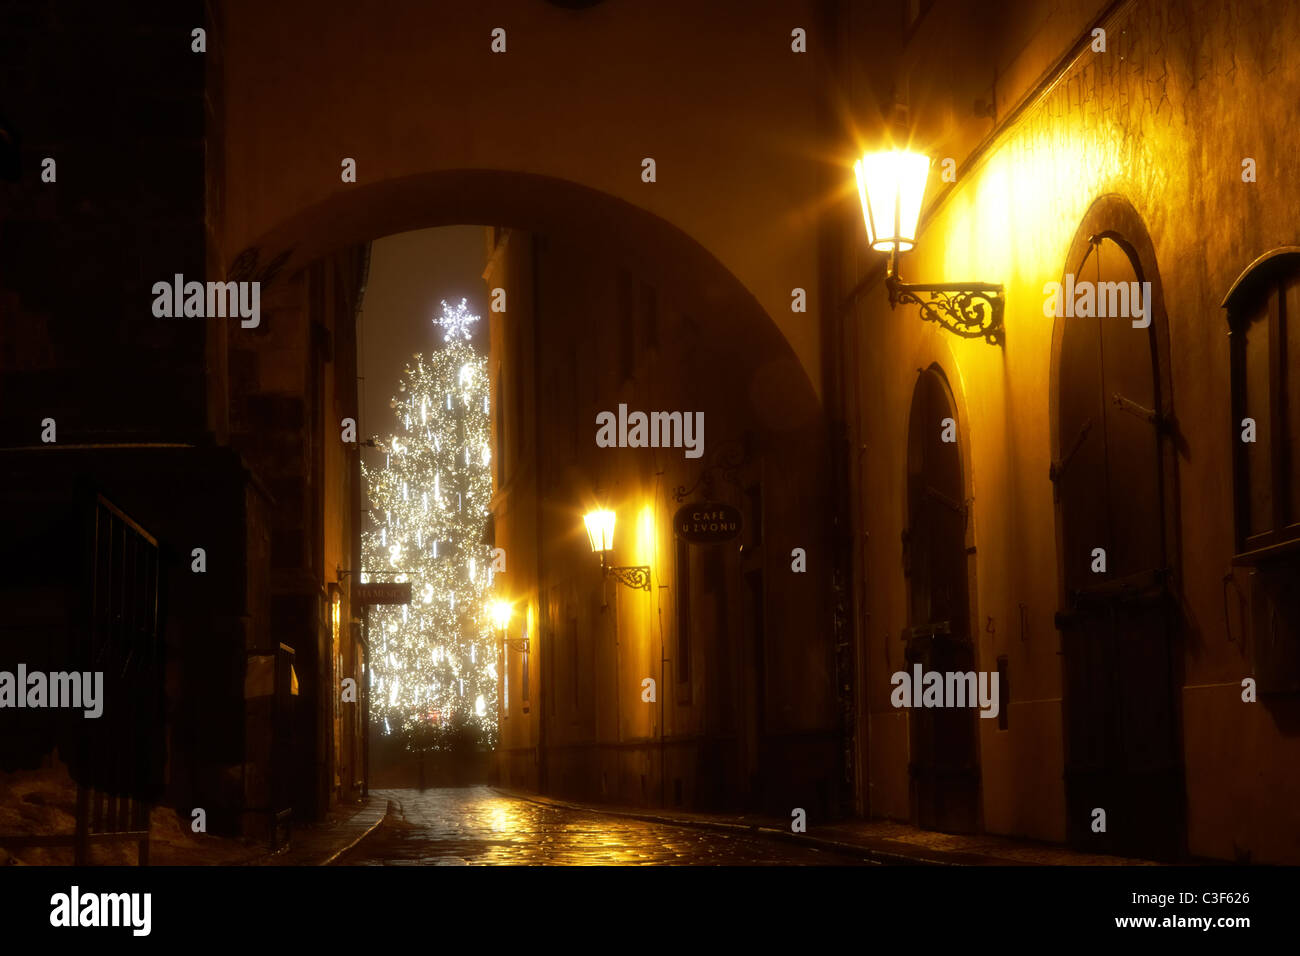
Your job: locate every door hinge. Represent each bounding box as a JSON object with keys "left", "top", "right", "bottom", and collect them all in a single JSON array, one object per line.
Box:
[
  {"left": 1050, "top": 417, "right": 1093, "bottom": 487},
  {"left": 1112, "top": 392, "right": 1165, "bottom": 429}
]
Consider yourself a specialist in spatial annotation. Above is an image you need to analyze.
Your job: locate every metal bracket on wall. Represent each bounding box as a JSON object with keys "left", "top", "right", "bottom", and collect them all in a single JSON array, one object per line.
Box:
[
  {"left": 887, "top": 274, "right": 1005, "bottom": 346},
  {"left": 672, "top": 437, "right": 752, "bottom": 502},
  {"left": 606, "top": 565, "right": 652, "bottom": 592}
]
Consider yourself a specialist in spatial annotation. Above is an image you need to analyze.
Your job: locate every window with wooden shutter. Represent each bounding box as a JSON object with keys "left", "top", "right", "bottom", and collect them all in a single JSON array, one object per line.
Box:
[{"left": 1225, "top": 249, "right": 1300, "bottom": 561}]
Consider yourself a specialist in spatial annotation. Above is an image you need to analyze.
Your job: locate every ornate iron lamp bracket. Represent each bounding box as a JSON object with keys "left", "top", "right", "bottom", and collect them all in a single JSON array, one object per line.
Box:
[
  {"left": 883, "top": 248, "right": 1005, "bottom": 347},
  {"left": 597, "top": 551, "right": 650, "bottom": 591},
  {"left": 672, "top": 437, "right": 752, "bottom": 503},
  {"left": 885, "top": 274, "right": 1005, "bottom": 346},
  {"left": 605, "top": 563, "right": 652, "bottom": 592},
  {"left": 592, "top": 554, "right": 650, "bottom": 612}
]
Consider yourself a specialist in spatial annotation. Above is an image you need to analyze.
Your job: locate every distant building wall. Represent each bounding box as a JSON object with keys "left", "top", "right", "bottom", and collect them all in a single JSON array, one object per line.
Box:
[{"left": 487, "top": 228, "right": 838, "bottom": 814}]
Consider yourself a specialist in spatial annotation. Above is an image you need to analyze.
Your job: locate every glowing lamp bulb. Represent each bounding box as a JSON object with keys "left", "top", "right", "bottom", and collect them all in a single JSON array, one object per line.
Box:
[
  {"left": 854, "top": 149, "right": 931, "bottom": 252},
  {"left": 584, "top": 509, "right": 616, "bottom": 554},
  {"left": 490, "top": 600, "right": 512, "bottom": 632}
]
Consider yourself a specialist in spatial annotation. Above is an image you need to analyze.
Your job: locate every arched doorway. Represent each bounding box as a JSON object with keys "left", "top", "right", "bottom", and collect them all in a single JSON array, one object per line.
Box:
[
  {"left": 1052, "top": 201, "right": 1185, "bottom": 859},
  {"left": 904, "top": 365, "right": 980, "bottom": 834}
]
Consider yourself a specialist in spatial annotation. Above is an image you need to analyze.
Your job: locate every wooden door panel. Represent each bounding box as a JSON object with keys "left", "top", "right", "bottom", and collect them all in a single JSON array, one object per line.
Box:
[
  {"left": 1097, "top": 240, "right": 1165, "bottom": 578},
  {"left": 1059, "top": 281, "right": 1109, "bottom": 592},
  {"left": 1114, "top": 603, "right": 1178, "bottom": 769},
  {"left": 1057, "top": 236, "right": 1184, "bottom": 860},
  {"left": 1061, "top": 622, "right": 1112, "bottom": 771},
  {"left": 905, "top": 368, "right": 979, "bottom": 834}
]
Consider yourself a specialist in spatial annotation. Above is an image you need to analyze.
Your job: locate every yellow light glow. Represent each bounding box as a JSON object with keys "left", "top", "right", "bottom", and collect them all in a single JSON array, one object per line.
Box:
[
  {"left": 584, "top": 509, "right": 616, "bottom": 553},
  {"left": 490, "top": 599, "right": 512, "bottom": 632},
  {"left": 635, "top": 504, "right": 655, "bottom": 566},
  {"left": 855, "top": 150, "right": 931, "bottom": 252}
]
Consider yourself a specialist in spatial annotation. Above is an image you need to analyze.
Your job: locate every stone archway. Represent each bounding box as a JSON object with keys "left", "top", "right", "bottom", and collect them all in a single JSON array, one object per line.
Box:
[{"left": 221, "top": 169, "right": 824, "bottom": 436}]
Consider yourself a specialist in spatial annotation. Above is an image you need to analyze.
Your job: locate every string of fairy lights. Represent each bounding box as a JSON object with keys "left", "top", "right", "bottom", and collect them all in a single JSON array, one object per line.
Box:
[{"left": 360, "top": 299, "right": 497, "bottom": 741}]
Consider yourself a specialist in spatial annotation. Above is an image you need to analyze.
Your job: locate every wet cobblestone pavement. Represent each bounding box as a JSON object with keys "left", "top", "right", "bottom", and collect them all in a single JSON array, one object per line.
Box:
[{"left": 341, "top": 787, "right": 870, "bottom": 865}]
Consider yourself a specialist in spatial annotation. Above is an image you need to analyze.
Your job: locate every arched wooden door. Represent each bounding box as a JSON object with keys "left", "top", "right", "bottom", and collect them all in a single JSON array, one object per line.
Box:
[
  {"left": 1054, "top": 232, "right": 1184, "bottom": 860},
  {"left": 904, "top": 366, "right": 980, "bottom": 834}
]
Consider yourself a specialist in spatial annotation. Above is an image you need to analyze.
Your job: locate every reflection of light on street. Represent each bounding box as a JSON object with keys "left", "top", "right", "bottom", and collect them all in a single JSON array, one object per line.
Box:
[
  {"left": 341, "top": 788, "right": 869, "bottom": 866},
  {"left": 484, "top": 797, "right": 523, "bottom": 834}
]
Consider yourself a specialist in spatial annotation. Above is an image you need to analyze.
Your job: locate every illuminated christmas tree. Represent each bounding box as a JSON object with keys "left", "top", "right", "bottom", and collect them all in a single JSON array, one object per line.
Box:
[{"left": 361, "top": 299, "right": 496, "bottom": 744}]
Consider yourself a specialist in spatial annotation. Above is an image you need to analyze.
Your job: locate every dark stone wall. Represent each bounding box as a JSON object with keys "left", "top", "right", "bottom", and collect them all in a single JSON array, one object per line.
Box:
[
  {"left": 0, "top": 0, "right": 209, "bottom": 446},
  {"left": 0, "top": 3, "right": 289, "bottom": 837},
  {"left": 0, "top": 446, "right": 270, "bottom": 832}
]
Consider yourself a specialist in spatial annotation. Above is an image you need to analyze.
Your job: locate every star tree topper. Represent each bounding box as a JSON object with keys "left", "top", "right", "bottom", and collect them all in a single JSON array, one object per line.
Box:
[{"left": 435, "top": 298, "right": 481, "bottom": 342}]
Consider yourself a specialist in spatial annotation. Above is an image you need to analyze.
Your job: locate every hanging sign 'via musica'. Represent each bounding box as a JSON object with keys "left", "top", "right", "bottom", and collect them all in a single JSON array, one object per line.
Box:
[
  {"left": 673, "top": 502, "right": 742, "bottom": 544},
  {"left": 356, "top": 582, "right": 412, "bottom": 605}
]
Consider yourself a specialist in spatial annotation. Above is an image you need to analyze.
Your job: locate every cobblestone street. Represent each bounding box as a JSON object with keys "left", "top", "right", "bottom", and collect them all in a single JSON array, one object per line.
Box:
[{"left": 340, "top": 788, "right": 870, "bottom": 866}]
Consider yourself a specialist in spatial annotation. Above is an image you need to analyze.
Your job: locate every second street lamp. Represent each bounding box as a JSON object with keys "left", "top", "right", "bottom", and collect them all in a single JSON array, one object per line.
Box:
[
  {"left": 582, "top": 509, "right": 650, "bottom": 608},
  {"left": 491, "top": 599, "right": 526, "bottom": 652}
]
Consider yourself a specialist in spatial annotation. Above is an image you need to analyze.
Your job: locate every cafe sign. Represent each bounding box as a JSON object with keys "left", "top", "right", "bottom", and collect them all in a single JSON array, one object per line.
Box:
[
  {"left": 355, "top": 582, "right": 412, "bottom": 605},
  {"left": 673, "top": 502, "right": 742, "bottom": 544}
]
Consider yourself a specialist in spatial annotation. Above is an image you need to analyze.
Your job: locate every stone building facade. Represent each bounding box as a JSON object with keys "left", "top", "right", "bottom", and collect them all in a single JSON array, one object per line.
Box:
[{"left": 833, "top": 0, "right": 1300, "bottom": 862}]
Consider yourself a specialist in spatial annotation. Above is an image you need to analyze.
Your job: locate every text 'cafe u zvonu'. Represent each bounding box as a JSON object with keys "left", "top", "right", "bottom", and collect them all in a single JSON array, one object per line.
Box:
[{"left": 679, "top": 510, "right": 738, "bottom": 536}]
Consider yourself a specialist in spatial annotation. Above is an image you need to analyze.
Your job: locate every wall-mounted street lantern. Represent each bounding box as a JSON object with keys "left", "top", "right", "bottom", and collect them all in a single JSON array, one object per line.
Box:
[
  {"left": 854, "top": 149, "right": 1005, "bottom": 346},
  {"left": 490, "top": 599, "right": 512, "bottom": 632},
  {"left": 583, "top": 509, "right": 651, "bottom": 603},
  {"left": 490, "top": 598, "right": 528, "bottom": 652}
]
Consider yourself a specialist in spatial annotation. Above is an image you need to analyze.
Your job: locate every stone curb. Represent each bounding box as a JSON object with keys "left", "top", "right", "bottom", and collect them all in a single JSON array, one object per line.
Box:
[
  {"left": 318, "top": 803, "right": 390, "bottom": 866},
  {"left": 246, "top": 795, "right": 390, "bottom": 866}
]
